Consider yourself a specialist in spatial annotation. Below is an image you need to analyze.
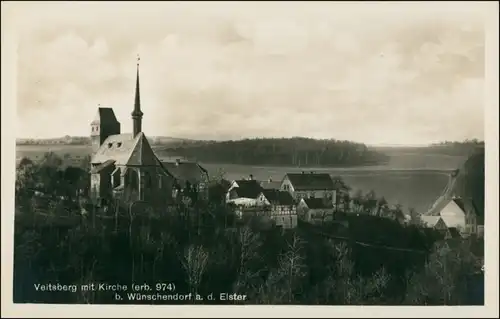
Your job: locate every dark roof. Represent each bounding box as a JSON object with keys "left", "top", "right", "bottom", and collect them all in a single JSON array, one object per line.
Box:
[
  {"left": 285, "top": 173, "right": 334, "bottom": 191},
  {"left": 161, "top": 161, "right": 208, "bottom": 186},
  {"left": 261, "top": 189, "right": 294, "bottom": 205},
  {"left": 302, "top": 197, "right": 333, "bottom": 209},
  {"left": 452, "top": 197, "right": 466, "bottom": 212},
  {"left": 232, "top": 180, "right": 263, "bottom": 199},
  {"left": 261, "top": 180, "right": 282, "bottom": 190}
]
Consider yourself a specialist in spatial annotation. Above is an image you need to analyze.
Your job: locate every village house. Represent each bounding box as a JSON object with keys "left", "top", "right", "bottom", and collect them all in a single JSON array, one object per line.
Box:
[
  {"left": 280, "top": 172, "right": 337, "bottom": 205},
  {"left": 427, "top": 196, "right": 483, "bottom": 238},
  {"left": 225, "top": 176, "right": 263, "bottom": 207},
  {"left": 297, "top": 197, "right": 335, "bottom": 224},
  {"left": 257, "top": 189, "right": 297, "bottom": 229},
  {"left": 160, "top": 159, "right": 210, "bottom": 202},
  {"left": 421, "top": 215, "right": 449, "bottom": 231},
  {"left": 260, "top": 177, "right": 282, "bottom": 190},
  {"left": 89, "top": 59, "right": 176, "bottom": 210}
]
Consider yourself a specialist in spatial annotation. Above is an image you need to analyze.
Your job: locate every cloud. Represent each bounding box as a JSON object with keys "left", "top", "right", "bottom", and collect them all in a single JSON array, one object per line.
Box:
[{"left": 13, "top": 2, "right": 486, "bottom": 144}]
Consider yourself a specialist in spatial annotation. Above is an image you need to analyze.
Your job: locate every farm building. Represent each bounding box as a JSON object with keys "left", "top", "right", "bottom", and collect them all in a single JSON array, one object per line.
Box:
[
  {"left": 427, "top": 196, "right": 482, "bottom": 237},
  {"left": 257, "top": 189, "right": 297, "bottom": 229},
  {"left": 225, "top": 177, "right": 263, "bottom": 207},
  {"left": 161, "top": 159, "right": 210, "bottom": 201},
  {"left": 260, "top": 178, "right": 282, "bottom": 190},
  {"left": 89, "top": 60, "right": 176, "bottom": 210},
  {"left": 297, "top": 197, "right": 335, "bottom": 225},
  {"left": 280, "top": 171, "right": 337, "bottom": 205}
]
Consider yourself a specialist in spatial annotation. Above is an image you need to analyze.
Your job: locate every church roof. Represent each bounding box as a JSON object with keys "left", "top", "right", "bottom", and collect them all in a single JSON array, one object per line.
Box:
[{"left": 91, "top": 132, "right": 162, "bottom": 167}]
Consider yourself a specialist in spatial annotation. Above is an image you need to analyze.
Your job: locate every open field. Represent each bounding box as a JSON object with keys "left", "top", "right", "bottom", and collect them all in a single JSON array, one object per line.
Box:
[{"left": 16, "top": 144, "right": 466, "bottom": 213}]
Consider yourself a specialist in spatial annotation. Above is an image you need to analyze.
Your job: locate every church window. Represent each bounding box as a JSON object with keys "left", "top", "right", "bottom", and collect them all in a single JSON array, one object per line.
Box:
[
  {"left": 108, "top": 143, "right": 113, "bottom": 148},
  {"left": 117, "top": 142, "right": 122, "bottom": 148}
]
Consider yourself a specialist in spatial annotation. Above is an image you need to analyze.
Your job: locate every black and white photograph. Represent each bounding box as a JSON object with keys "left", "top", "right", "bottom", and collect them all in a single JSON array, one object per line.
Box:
[{"left": 2, "top": 1, "right": 498, "bottom": 317}]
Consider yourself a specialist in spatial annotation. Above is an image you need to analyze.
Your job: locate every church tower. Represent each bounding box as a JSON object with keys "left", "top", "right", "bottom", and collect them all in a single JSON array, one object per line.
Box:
[
  {"left": 90, "top": 107, "right": 121, "bottom": 155},
  {"left": 132, "top": 55, "right": 143, "bottom": 137}
]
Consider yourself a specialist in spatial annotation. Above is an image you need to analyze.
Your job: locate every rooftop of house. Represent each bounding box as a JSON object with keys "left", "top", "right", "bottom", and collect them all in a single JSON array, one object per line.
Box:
[
  {"left": 231, "top": 179, "right": 263, "bottom": 199},
  {"left": 285, "top": 172, "right": 335, "bottom": 191},
  {"left": 261, "top": 189, "right": 295, "bottom": 206},
  {"left": 91, "top": 132, "right": 161, "bottom": 167},
  {"left": 260, "top": 180, "right": 282, "bottom": 190},
  {"left": 301, "top": 197, "right": 333, "bottom": 209},
  {"left": 420, "top": 215, "right": 442, "bottom": 227},
  {"left": 160, "top": 160, "right": 208, "bottom": 187}
]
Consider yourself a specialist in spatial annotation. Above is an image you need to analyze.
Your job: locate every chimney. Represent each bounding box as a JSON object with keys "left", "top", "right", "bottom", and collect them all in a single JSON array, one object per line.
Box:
[
  {"left": 175, "top": 158, "right": 181, "bottom": 166},
  {"left": 249, "top": 174, "right": 253, "bottom": 180}
]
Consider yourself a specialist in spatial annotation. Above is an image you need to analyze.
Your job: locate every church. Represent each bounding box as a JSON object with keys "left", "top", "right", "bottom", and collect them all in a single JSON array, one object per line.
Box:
[{"left": 89, "top": 59, "right": 175, "bottom": 209}]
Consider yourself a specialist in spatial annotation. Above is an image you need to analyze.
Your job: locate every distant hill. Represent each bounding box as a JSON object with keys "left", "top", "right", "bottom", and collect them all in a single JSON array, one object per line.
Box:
[{"left": 16, "top": 136, "right": 194, "bottom": 146}]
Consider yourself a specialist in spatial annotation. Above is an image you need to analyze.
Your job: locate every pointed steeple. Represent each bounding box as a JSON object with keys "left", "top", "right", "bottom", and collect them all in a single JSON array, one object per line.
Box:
[{"left": 132, "top": 54, "right": 143, "bottom": 137}]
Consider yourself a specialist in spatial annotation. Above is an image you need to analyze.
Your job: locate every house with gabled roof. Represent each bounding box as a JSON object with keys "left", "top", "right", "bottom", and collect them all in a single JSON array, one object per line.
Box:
[
  {"left": 89, "top": 59, "right": 175, "bottom": 209},
  {"left": 280, "top": 171, "right": 337, "bottom": 205},
  {"left": 160, "top": 159, "right": 210, "bottom": 201},
  {"left": 226, "top": 177, "right": 263, "bottom": 207},
  {"left": 257, "top": 189, "right": 297, "bottom": 229},
  {"left": 297, "top": 197, "right": 335, "bottom": 224},
  {"left": 427, "top": 196, "right": 482, "bottom": 237}
]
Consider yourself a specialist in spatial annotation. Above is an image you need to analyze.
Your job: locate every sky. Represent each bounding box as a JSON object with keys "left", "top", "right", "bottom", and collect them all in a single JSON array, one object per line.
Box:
[{"left": 9, "top": 2, "right": 487, "bottom": 145}]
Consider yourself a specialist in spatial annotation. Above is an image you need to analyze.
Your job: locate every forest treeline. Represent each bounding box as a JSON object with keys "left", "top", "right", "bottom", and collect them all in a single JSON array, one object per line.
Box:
[
  {"left": 155, "top": 138, "right": 390, "bottom": 167},
  {"left": 13, "top": 153, "right": 484, "bottom": 305}
]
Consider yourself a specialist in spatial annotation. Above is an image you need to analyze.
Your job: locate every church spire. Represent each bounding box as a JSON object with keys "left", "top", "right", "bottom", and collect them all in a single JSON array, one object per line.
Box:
[{"left": 132, "top": 54, "right": 143, "bottom": 137}]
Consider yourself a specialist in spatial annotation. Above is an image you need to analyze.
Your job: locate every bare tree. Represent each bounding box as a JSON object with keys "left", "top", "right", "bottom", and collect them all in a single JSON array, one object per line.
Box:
[
  {"left": 181, "top": 245, "right": 210, "bottom": 300},
  {"left": 234, "top": 226, "right": 263, "bottom": 293}
]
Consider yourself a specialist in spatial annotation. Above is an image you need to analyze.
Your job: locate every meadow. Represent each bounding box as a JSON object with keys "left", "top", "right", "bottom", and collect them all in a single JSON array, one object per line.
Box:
[{"left": 15, "top": 144, "right": 468, "bottom": 213}]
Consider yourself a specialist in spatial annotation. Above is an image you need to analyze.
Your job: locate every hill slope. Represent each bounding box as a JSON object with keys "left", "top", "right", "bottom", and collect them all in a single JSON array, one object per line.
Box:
[{"left": 426, "top": 147, "right": 485, "bottom": 220}]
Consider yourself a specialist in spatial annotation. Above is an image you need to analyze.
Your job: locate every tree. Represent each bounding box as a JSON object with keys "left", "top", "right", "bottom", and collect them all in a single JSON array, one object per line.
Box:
[
  {"left": 352, "top": 190, "right": 364, "bottom": 212},
  {"left": 408, "top": 207, "right": 422, "bottom": 226},
  {"left": 363, "top": 190, "right": 378, "bottom": 214},
  {"left": 181, "top": 245, "right": 210, "bottom": 300},
  {"left": 233, "top": 227, "right": 263, "bottom": 294},
  {"left": 404, "top": 240, "right": 483, "bottom": 305},
  {"left": 377, "top": 197, "right": 388, "bottom": 217},
  {"left": 271, "top": 234, "right": 307, "bottom": 303}
]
